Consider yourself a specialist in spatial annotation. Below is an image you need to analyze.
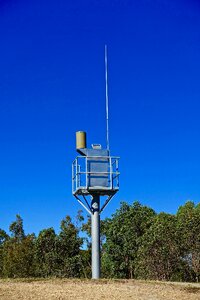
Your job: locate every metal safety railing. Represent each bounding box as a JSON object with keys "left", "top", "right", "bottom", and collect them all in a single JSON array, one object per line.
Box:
[{"left": 72, "top": 156, "right": 120, "bottom": 195}]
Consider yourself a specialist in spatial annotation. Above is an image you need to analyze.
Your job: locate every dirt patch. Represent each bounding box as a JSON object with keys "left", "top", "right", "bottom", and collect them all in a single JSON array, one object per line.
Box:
[{"left": 0, "top": 279, "right": 199, "bottom": 300}]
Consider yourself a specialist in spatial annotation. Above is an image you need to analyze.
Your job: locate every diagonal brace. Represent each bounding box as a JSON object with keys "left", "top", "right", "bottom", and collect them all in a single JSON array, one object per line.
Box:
[
  {"left": 74, "top": 195, "right": 92, "bottom": 215},
  {"left": 99, "top": 195, "right": 113, "bottom": 214}
]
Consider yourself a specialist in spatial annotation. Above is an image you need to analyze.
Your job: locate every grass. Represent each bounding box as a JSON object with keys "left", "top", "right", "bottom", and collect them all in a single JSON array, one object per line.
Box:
[{"left": 0, "top": 278, "right": 199, "bottom": 299}]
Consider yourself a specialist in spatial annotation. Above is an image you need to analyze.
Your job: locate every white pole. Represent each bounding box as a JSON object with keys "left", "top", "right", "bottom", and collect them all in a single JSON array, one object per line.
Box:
[
  {"left": 91, "top": 195, "right": 100, "bottom": 279},
  {"left": 105, "top": 45, "right": 110, "bottom": 151}
]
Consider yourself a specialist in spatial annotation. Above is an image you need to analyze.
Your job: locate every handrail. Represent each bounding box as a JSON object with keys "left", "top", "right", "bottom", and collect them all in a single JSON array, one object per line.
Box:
[
  {"left": 72, "top": 171, "right": 120, "bottom": 175},
  {"left": 72, "top": 155, "right": 120, "bottom": 194},
  {"left": 75, "top": 155, "right": 120, "bottom": 159}
]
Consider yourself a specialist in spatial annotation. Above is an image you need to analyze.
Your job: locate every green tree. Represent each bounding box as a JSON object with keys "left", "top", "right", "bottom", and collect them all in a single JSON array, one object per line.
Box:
[
  {"left": 9, "top": 214, "right": 25, "bottom": 241},
  {"left": 0, "top": 229, "right": 9, "bottom": 277},
  {"left": 177, "top": 201, "right": 200, "bottom": 282},
  {"left": 34, "top": 215, "right": 83, "bottom": 278},
  {"left": 34, "top": 227, "right": 57, "bottom": 277},
  {"left": 102, "top": 201, "right": 156, "bottom": 278},
  {"left": 56, "top": 215, "right": 83, "bottom": 277},
  {"left": 2, "top": 215, "right": 35, "bottom": 278},
  {"left": 135, "top": 213, "right": 181, "bottom": 281}
]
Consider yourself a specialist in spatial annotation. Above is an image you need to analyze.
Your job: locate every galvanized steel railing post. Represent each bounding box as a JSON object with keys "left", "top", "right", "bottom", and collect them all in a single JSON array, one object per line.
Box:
[
  {"left": 75, "top": 158, "right": 78, "bottom": 191},
  {"left": 86, "top": 156, "right": 88, "bottom": 188},
  {"left": 109, "top": 156, "right": 112, "bottom": 189}
]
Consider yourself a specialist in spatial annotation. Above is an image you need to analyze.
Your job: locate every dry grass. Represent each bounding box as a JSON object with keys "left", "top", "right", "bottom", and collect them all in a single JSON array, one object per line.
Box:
[{"left": 0, "top": 278, "right": 199, "bottom": 300}]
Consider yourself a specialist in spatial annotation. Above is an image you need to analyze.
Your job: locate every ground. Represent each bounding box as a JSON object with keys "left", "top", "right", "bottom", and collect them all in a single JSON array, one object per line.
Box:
[{"left": 0, "top": 279, "right": 199, "bottom": 300}]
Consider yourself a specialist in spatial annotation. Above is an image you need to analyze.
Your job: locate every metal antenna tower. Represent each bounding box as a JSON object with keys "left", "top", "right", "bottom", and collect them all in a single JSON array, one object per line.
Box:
[{"left": 72, "top": 47, "right": 120, "bottom": 279}]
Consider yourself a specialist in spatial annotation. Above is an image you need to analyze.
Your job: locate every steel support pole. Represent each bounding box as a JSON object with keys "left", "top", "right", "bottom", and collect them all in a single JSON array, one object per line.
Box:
[{"left": 91, "top": 194, "right": 100, "bottom": 279}]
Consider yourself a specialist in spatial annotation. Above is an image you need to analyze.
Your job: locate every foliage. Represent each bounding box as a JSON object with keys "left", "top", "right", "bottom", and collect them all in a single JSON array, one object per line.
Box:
[
  {"left": 177, "top": 201, "right": 200, "bottom": 282},
  {"left": 1, "top": 214, "right": 83, "bottom": 278},
  {"left": 2, "top": 234, "right": 36, "bottom": 278},
  {"left": 0, "top": 201, "right": 200, "bottom": 282},
  {"left": 34, "top": 227, "right": 57, "bottom": 277},
  {"left": 102, "top": 201, "right": 156, "bottom": 278},
  {"left": 9, "top": 214, "right": 25, "bottom": 241},
  {"left": 56, "top": 215, "right": 83, "bottom": 277},
  {"left": 2, "top": 215, "right": 35, "bottom": 278},
  {"left": 79, "top": 249, "right": 91, "bottom": 278},
  {"left": 135, "top": 213, "right": 181, "bottom": 280},
  {"left": 0, "top": 229, "right": 9, "bottom": 276},
  {"left": 34, "top": 216, "right": 83, "bottom": 278}
]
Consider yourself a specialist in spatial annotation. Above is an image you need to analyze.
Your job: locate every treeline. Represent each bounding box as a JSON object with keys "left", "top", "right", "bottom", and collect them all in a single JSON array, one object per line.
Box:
[{"left": 0, "top": 201, "right": 200, "bottom": 281}]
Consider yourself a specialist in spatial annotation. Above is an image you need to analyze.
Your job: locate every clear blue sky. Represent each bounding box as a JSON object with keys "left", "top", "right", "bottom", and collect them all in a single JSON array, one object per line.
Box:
[{"left": 0, "top": 0, "right": 200, "bottom": 235}]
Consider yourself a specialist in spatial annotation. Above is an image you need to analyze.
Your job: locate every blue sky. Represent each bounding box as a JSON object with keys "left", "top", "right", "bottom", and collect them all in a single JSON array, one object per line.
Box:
[{"left": 0, "top": 0, "right": 200, "bottom": 235}]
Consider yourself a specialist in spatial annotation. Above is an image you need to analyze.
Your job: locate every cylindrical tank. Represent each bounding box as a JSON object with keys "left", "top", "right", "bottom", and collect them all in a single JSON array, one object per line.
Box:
[{"left": 76, "top": 131, "right": 86, "bottom": 149}]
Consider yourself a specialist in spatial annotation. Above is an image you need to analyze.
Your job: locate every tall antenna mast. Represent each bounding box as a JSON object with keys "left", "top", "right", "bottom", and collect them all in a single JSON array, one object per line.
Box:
[
  {"left": 72, "top": 47, "right": 120, "bottom": 279},
  {"left": 105, "top": 45, "right": 110, "bottom": 151}
]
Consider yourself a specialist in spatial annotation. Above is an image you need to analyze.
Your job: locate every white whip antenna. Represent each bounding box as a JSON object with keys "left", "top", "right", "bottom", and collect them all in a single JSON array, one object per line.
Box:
[{"left": 105, "top": 45, "right": 110, "bottom": 151}]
